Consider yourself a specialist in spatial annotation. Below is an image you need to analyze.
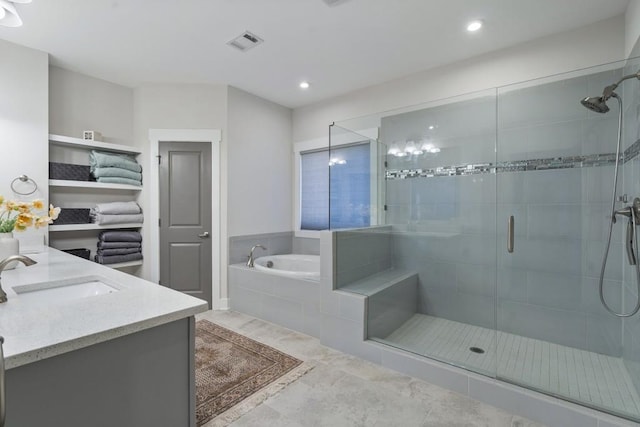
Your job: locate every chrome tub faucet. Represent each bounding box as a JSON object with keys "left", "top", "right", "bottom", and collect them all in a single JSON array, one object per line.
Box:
[{"left": 246, "top": 245, "right": 267, "bottom": 267}]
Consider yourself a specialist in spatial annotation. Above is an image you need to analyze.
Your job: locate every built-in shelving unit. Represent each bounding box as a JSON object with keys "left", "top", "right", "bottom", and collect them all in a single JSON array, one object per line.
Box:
[
  {"left": 49, "top": 134, "right": 142, "bottom": 155},
  {"left": 49, "top": 223, "right": 144, "bottom": 232},
  {"left": 48, "top": 134, "right": 143, "bottom": 273},
  {"left": 49, "top": 179, "right": 142, "bottom": 191}
]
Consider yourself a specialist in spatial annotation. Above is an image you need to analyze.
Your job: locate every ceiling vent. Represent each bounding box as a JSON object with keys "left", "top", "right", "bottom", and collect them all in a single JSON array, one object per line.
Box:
[
  {"left": 322, "top": 0, "right": 350, "bottom": 6},
  {"left": 227, "top": 31, "right": 264, "bottom": 52}
]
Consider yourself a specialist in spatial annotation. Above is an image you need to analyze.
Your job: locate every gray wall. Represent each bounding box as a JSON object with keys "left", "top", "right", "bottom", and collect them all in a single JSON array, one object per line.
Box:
[
  {"left": 49, "top": 66, "right": 134, "bottom": 145},
  {"left": 0, "top": 40, "right": 49, "bottom": 251},
  {"left": 227, "top": 87, "right": 293, "bottom": 237}
]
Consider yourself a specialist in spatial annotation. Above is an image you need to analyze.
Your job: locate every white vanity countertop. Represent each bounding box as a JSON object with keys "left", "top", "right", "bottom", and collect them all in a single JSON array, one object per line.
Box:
[{"left": 0, "top": 248, "right": 208, "bottom": 369}]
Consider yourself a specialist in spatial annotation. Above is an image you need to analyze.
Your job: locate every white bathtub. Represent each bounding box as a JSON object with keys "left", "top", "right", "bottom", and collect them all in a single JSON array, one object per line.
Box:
[{"left": 253, "top": 254, "right": 320, "bottom": 280}]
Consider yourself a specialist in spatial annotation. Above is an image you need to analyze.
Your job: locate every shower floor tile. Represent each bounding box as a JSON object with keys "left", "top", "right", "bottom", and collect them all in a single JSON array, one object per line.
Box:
[{"left": 381, "top": 314, "right": 640, "bottom": 419}]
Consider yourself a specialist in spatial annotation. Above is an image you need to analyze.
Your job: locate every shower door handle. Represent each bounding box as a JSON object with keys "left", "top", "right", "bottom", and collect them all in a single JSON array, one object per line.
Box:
[{"left": 507, "top": 216, "right": 514, "bottom": 253}]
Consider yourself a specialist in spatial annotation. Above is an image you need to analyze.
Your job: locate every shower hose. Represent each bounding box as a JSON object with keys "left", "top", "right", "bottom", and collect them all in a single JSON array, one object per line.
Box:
[{"left": 600, "top": 94, "right": 640, "bottom": 317}]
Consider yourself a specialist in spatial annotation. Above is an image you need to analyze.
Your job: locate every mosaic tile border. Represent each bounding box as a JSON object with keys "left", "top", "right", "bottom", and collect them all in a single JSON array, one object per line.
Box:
[{"left": 386, "top": 139, "right": 640, "bottom": 180}]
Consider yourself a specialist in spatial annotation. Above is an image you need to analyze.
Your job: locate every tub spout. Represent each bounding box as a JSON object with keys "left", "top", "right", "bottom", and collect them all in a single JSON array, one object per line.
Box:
[{"left": 246, "top": 245, "right": 267, "bottom": 267}]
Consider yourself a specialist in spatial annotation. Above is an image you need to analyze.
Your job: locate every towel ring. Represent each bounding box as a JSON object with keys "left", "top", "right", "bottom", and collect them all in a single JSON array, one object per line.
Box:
[{"left": 10, "top": 175, "right": 38, "bottom": 196}]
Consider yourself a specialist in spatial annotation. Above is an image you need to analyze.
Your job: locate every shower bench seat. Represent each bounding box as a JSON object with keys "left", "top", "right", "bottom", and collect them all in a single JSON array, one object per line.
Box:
[{"left": 339, "top": 268, "right": 419, "bottom": 339}]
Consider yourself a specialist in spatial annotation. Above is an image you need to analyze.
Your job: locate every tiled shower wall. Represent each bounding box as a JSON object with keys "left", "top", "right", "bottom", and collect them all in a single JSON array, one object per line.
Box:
[
  {"left": 623, "top": 52, "right": 640, "bottom": 392},
  {"left": 381, "top": 67, "right": 628, "bottom": 356}
]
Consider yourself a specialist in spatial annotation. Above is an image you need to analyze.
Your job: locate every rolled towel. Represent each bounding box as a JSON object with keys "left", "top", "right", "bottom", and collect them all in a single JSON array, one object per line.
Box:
[
  {"left": 90, "top": 151, "right": 141, "bottom": 173},
  {"left": 94, "top": 252, "right": 143, "bottom": 265},
  {"left": 97, "top": 241, "right": 142, "bottom": 249},
  {"left": 93, "top": 201, "right": 141, "bottom": 215},
  {"left": 99, "top": 231, "right": 142, "bottom": 242},
  {"left": 96, "top": 177, "right": 142, "bottom": 186},
  {"left": 92, "top": 167, "right": 142, "bottom": 182},
  {"left": 97, "top": 247, "right": 142, "bottom": 256},
  {"left": 92, "top": 213, "right": 144, "bottom": 225}
]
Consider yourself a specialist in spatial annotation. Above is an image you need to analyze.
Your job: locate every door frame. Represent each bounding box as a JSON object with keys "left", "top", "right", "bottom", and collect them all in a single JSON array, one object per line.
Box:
[{"left": 149, "top": 129, "right": 222, "bottom": 309}]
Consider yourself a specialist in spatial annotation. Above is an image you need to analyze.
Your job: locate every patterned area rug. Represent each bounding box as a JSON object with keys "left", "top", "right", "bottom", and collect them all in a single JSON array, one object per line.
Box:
[{"left": 195, "top": 320, "right": 304, "bottom": 426}]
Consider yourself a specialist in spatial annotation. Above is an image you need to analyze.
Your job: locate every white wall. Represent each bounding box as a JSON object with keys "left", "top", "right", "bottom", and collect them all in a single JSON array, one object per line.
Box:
[
  {"left": 49, "top": 66, "right": 134, "bottom": 145},
  {"left": 626, "top": 0, "right": 640, "bottom": 58},
  {"left": 227, "top": 87, "right": 293, "bottom": 237},
  {"left": 132, "top": 84, "right": 228, "bottom": 297},
  {"left": 293, "top": 15, "right": 626, "bottom": 142},
  {"left": 0, "top": 39, "right": 49, "bottom": 249}
]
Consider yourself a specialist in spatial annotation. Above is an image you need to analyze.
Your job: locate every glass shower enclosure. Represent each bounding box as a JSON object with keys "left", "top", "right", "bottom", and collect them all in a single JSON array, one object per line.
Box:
[{"left": 330, "top": 57, "right": 640, "bottom": 422}]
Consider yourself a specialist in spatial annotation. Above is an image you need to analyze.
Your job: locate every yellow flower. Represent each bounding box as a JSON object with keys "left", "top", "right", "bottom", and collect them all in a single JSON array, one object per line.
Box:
[
  {"left": 0, "top": 198, "right": 60, "bottom": 232},
  {"left": 15, "top": 213, "right": 33, "bottom": 229},
  {"left": 34, "top": 216, "right": 52, "bottom": 229},
  {"left": 49, "top": 205, "right": 61, "bottom": 221},
  {"left": 17, "top": 202, "right": 31, "bottom": 213}
]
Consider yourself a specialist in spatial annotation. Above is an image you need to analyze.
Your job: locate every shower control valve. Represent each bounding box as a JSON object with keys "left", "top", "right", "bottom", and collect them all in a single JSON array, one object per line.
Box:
[{"left": 613, "top": 197, "right": 640, "bottom": 225}]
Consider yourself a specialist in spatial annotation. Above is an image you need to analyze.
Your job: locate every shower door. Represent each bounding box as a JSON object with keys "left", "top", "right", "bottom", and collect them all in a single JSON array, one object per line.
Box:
[
  {"left": 361, "top": 90, "right": 500, "bottom": 378},
  {"left": 495, "top": 62, "right": 637, "bottom": 421}
]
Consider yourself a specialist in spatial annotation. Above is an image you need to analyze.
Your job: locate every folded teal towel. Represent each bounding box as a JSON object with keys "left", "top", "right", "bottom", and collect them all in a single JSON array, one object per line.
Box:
[
  {"left": 92, "top": 167, "right": 142, "bottom": 181},
  {"left": 97, "top": 177, "right": 142, "bottom": 186},
  {"left": 90, "top": 151, "right": 141, "bottom": 173}
]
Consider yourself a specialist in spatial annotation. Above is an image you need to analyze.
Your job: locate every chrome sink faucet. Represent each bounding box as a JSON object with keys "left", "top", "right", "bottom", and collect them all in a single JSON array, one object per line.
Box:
[
  {"left": 0, "top": 255, "right": 37, "bottom": 303},
  {"left": 246, "top": 245, "right": 267, "bottom": 267}
]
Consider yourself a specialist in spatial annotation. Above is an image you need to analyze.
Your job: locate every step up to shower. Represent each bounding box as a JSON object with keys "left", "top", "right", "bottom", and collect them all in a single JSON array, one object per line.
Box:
[{"left": 339, "top": 268, "right": 419, "bottom": 340}]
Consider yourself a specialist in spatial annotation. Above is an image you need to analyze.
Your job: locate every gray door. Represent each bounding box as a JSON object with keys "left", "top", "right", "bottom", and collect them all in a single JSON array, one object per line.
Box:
[{"left": 159, "top": 141, "right": 212, "bottom": 307}]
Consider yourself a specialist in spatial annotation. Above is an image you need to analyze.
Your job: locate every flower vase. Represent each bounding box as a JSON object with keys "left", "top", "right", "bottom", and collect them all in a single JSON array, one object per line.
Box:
[{"left": 0, "top": 232, "right": 19, "bottom": 270}]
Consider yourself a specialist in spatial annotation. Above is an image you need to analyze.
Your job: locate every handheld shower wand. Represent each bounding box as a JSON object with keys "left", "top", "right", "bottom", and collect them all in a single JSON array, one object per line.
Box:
[{"left": 581, "top": 69, "right": 640, "bottom": 317}]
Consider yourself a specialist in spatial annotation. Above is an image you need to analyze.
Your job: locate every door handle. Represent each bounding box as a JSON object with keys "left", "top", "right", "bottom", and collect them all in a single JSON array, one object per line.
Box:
[
  {"left": 507, "top": 216, "right": 514, "bottom": 253},
  {"left": 198, "top": 232, "right": 210, "bottom": 238}
]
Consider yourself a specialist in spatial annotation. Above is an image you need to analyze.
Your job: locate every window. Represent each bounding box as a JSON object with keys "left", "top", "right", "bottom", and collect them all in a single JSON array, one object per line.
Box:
[{"left": 300, "top": 143, "right": 371, "bottom": 230}]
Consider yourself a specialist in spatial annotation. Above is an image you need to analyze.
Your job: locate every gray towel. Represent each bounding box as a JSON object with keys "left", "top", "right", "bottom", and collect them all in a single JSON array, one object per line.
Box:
[
  {"left": 99, "top": 231, "right": 142, "bottom": 242},
  {"left": 96, "top": 177, "right": 142, "bottom": 186},
  {"left": 93, "top": 201, "right": 141, "bottom": 215},
  {"left": 97, "top": 247, "right": 142, "bottom": 256},
  {"left": 92, "top": 167, "right": 142, "bottom": 182},
  {"left": 94, "top": 252, "right": 143, "bottom": 265},
  {"left": 97, "top": 241, "right": 142, "bottom": 249},
  {"left": 90, "top": 151, "right": 141, "bottom": 173},
  {"left": 92, "top": 213, "right": 144, "bottom": 225}
]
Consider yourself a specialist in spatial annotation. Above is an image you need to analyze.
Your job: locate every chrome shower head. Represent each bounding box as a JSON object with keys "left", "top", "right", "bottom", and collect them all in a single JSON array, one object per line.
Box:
[
  {"left": 581, "top": 70, "right": 640, "bottom": 114},
  {"left": 581, "top": 96, "right": 610, "bottom": 113}
]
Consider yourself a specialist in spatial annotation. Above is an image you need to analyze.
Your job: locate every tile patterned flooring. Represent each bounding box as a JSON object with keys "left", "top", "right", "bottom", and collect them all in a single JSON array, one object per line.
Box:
[
  {"left": 383, "top": 314, "right": 640, "bottom": 421},
  {"left": 197, "top": 310, "right": 544, "bottom": 427}
]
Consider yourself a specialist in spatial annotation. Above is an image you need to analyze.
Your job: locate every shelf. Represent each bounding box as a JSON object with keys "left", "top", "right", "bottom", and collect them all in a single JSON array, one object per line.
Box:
[
  {"left": 49, "top": 223, "right": 143, "bottom": 232},
  {"left": 49, "top": 134, "right": 141, "bottom": 155},
  {"left": 49, "top": 179, "right": 142, "bottom": 191},
  {"left": 105, "top": 260, "right": 143, "bottom": 269}
]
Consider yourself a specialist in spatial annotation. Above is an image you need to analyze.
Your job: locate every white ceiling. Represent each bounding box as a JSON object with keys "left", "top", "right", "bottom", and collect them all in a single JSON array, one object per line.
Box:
[{"left": 0, "top": 0, "right": 630, "bottom": 108}]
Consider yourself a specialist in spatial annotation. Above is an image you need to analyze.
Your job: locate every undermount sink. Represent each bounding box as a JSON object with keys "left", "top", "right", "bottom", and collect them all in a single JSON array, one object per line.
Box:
[{"left": 12, "top": 275, "right": 121, "bottom": 304}]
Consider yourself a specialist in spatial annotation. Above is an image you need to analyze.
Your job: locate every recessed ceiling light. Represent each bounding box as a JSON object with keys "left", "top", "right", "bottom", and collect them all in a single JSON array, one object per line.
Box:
[
  {"left": 428, "top": 125, "right": 435, "bottom": 130},
  {"left": 467, "top": 20, "right": 483, "bottom": 32},
  {"left": 299, "top": 81, "right": 310, "bottom": 89}
]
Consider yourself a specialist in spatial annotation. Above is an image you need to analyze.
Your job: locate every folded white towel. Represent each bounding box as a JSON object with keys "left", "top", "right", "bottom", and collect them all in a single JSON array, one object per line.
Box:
[
  {"left": 93, "top": 201, "right": 141, "bottom": 215},
  {"left": 92, "top": 213, "right": 144, "bottom": 225}
]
